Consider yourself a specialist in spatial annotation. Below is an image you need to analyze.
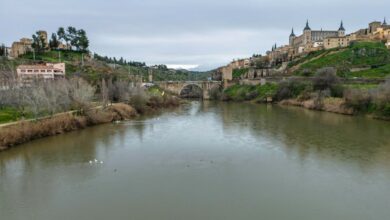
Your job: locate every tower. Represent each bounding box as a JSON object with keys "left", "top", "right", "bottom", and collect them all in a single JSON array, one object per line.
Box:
[
  {"left": 303, "top": 20, "right": 312, "bottom": 45},
  {"left": 338, "top": 21, "right": 345, "bottom": 37},
  {"left": 383, "top": 17, "right": 387, "bottom": 26},
  {"left": 289, "top": 28, "right": 296, "bottom": 46}
]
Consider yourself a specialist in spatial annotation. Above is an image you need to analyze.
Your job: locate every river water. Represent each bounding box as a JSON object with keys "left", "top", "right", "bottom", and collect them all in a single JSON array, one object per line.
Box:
[{"left": 1, "top": 101, "right": 390, "bottom": 220}]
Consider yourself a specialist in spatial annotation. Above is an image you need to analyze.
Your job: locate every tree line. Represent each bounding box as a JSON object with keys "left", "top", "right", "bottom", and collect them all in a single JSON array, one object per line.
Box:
[
  {"left": 31, "top": 26, "right": 89, "bottom": 53},
  {"left": 93, "top": 53, "right": 146, "bottom": 67}
]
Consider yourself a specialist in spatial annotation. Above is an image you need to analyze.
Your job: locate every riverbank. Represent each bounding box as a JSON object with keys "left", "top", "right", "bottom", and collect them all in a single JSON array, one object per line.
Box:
[
  {"left": 279, "top": 97, "right": 354, "bottom": 115},
  {"left": 0, "top": 97, "right": 181, "bottom": 151},
  {"left": 221, "top": 71, "right": 390, "bottom": 120}
]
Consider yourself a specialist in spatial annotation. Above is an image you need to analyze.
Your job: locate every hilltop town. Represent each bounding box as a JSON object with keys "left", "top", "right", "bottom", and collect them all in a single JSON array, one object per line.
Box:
[{"left": 215, "top": 18, "right": 390, "bottom": 82}]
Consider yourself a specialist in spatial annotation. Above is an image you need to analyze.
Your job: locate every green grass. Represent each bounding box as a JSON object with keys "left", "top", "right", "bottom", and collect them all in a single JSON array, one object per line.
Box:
[
  {"left": 224, "top": 83, "right": 278, "bottom": 101},
  {"left": 343, "top": 84, "right": 379, "bottom": 90},
  {"left": 0, "top": 107, "right": 22, "bottom": 124},
  {"left": 347, "top": 64, "right": 390, "bottom": 78},
  {"left": 21, "top": 50, "right": 84, "bottom": 63},
  {"left": 294, "top": 41, "right": 390, "bottom": 77},
  {"left": 288, "top": 49, "right": 330, "bottom": 68},
  {"left": 232, "top": 68, "right": 249, "bottom": 78}
]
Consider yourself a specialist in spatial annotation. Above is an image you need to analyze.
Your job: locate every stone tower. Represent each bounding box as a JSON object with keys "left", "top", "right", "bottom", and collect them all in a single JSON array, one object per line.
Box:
[
  {"left": 303, "top": 20, "right": 312, "bottom": 45},
  {"left": 338, "top": 21, "right": 345, "bottom": 37},
  {"left": 289, "top": 28, "right": 296, "bottom": 46},
  {"left": 383, "top": 17, "right": 387, "bottom": 26}
]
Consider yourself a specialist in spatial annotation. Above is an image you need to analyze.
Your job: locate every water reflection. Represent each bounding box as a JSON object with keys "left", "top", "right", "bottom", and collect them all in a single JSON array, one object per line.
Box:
[
  {"left": 218, "top": 102, "right": 390, "bottom": 171},
  {"left": 1, "top": 101, "right": 390, "bottom": 220}
]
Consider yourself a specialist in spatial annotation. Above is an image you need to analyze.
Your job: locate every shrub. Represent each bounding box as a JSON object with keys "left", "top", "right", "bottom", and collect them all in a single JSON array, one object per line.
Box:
[
  {"left": 274, "top": 80, "right": 309, "bottom": 101},
  {"left": 344, "top": 89, "right": 372, "bottom": 112},
  {"left": 313, "top": 67, "right": 339, "bottom": 91},
  {"left": 129, "top": 88, "right": 149, "bottom": 113}
]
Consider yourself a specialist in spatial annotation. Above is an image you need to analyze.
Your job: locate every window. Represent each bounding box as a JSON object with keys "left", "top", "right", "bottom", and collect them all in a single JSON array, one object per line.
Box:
[
  {"left": 21, "top": 70, "right": 26, "bottom": 72},
  {"left": 41, "top": 70, "right": 45, "bottom": 73},
  {"left": 27, "top": 70, "right": 32, "bottom": 72},
  {"left": 34, "top": 70, "right": 39, "bottom": 72}
]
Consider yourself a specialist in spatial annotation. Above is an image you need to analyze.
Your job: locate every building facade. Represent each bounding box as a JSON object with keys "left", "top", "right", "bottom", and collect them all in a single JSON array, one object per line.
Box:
[
  {"left": 16, "top": 63, "right": 66, "bottom": 85},
  {"left": 290, "top": 21, "right": 345, "bottom": 48},
  {"left": 11, "top": 38, "right": 33, "bottom": 58}
]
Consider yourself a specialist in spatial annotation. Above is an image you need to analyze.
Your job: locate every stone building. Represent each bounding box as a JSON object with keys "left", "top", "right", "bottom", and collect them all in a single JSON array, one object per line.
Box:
[
  {"left": 353, "top": 18, "right": 390, "bottom": 40},
  {"left": 213, "top": 66, "right": 233, "bottom": 81},
  {"left": 323, "top": 36, "right": 350, "bottom": 49},
  {"left": 290, "top": 21, "right": 345, "bottom": 48},
  {"left": 10, "top": 38, "right": 33, "bottom": 58}
]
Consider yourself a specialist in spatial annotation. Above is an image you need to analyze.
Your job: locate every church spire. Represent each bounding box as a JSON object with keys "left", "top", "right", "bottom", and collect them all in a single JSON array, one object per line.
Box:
[
  {"left": 304, "top": 20, "right": 311, "bottom": 31},
  {"left": 290, "top": 28, "right": 296, "bottom": 37},
  {"left": 339, "top": 20, "right": 345, "bottom": 31},
  {"left": 384, "top": 17, "right": 387, "bottom": 25}
]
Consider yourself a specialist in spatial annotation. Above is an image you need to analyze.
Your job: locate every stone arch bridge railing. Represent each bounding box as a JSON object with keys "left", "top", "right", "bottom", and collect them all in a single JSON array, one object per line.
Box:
[{"left": 154, "top": 81, "right": 222, "bottom": 99}]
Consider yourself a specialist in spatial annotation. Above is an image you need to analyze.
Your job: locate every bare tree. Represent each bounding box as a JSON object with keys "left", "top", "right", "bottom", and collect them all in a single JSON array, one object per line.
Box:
[
  {"left": 101, "top": 78, "right": 109, "bottom": 107},
  {"left": 68, "top": 77, "right": 95, "bottom": 112}
]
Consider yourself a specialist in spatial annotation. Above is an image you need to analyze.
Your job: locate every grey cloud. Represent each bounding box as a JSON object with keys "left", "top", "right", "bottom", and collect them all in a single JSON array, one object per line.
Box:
[{"left": 1, "top": 0, "right": 389, "bottom": 70}]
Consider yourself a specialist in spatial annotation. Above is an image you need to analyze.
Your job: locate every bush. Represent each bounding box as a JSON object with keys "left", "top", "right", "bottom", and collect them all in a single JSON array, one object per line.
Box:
[
  {"left": 274, "top": 80, "right": 309, "bottom": 101},
  {"left": 313, "top": 67, "right": 339, "bottom": 91},
  {"left": 344, "top": 89, "right": 373, "bottom": 112}
]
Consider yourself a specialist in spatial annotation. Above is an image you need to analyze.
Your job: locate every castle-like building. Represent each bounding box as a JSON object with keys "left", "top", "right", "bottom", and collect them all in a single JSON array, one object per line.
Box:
[
  {"left": 289, "top": 20, "right": 345, "bottom": 48},
  {"left": 214, "top": 18, "right": 390, "bottom": 81}
]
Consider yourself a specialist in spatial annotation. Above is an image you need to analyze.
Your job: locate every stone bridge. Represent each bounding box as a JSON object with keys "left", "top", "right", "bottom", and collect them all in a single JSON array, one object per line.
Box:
[{"left": 155, "top": 81, "right": 222, "bottom": 99}]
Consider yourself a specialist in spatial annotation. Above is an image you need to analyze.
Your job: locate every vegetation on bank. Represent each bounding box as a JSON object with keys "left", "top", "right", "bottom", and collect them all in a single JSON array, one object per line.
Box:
[
  {"left": 222, "top": 83, "right": 278, "bottom": 102},
  {"left": 0, "top": 78, "right": 180, "bottom": 150},
  {"left": 0, "top": 104, "right": 137, "bottom": 150},
  {"left": 222, "top": 67, "right": 390, "bottom": 119},
  {"left": 0, "top": 107, "right": 30, "bottom": 124},
  {"left": 293, "top": 41, "right": 390, "bottom": 78}
]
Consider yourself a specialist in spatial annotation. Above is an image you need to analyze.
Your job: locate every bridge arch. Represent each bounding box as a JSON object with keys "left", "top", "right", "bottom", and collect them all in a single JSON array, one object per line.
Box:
[
  {"left": 155, "top": 81, "right": 222, "bottom": 100},
  {"left": 179, "top": 83, "right": 203, "bottom": 98}
]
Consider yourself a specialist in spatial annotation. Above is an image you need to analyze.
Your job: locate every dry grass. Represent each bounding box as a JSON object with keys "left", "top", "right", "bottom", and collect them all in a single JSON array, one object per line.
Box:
[
  {"left": 0, "top": 114, "right": 87, "bottom": 150},
  {"left": 0, "top": 103, "right": 138, "bottom": 150},
  {"left": 107, "top": 103, "right": 138, "bottom": 121},
  {"left": 280, "top": 97, "right": 354, "bottom": 115}
]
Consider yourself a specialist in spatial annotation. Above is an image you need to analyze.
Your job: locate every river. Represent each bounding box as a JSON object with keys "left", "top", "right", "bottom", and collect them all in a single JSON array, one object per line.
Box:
[{"left": 1, "top": 101, "right": 390, "bottom": 220}]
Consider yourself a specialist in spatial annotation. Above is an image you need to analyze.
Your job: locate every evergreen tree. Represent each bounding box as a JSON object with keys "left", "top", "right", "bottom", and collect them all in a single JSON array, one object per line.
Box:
[
  {"left": 49, "top": 33, "right": 60, "bottom": 49},
  {"left": 67, "top": 26, "right": 78, "bottom": 50},
  {"left": 57, "top": 27, "right": 69, "bottom": 49},
  {"left": 0, "top": 44, "right": 5, "bottom": 56},
  {"left": 32, "top": 32, "right": 46, "bottom": 53},
  {"left": 77, "top": 29, "right": 89, "bottom": 51}
]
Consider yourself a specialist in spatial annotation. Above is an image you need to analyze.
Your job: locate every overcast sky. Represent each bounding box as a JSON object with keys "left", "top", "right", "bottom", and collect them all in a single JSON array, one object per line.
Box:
[{"left": 1, "top": 0, "right": 389, "bottom": 70}]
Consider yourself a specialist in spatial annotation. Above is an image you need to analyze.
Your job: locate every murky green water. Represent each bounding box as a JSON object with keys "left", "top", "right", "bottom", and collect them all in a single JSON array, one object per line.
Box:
[{"left": 1, "top": 101, "right": 390, "bottom": 220}]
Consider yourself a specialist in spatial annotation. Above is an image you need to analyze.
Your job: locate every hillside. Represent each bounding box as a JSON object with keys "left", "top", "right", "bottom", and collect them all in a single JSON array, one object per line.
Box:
[
  {"left": 1, "top": 50, "right": 211, "bottom": 84},
  {"left": 291, "top": 41, "right": 390, "bottom": 78}
]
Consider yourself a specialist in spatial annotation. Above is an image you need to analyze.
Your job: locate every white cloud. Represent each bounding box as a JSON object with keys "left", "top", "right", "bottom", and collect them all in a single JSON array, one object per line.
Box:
[{"left": 166, "top": 64, "right": 199, "bottom": 70}]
